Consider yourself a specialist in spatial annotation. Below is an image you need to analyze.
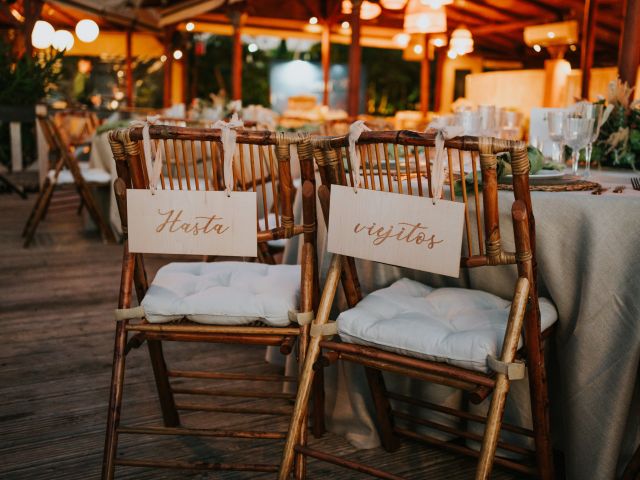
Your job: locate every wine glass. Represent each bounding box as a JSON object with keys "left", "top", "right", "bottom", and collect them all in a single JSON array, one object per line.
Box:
[
  {"left": 500, "top": 110, "right": 522, "bottom": 140},
  {"left": 579, "top": 103, "right": 605, "bottom": 178},
  {"left": 547, "top": 111, "right": 565, "bottom": 166},
  {"left": 478, "top": 105, "right": 496, "bottom": 136},
  {"left": 455, "top": 110, "right": 481, "bottom": 135},
  {"left": 563, "top": 115, "right": 594, "bottom": 176}
]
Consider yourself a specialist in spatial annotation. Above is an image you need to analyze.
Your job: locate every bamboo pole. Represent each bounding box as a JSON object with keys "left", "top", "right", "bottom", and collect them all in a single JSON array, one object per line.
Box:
[
  {"left": 580, "top": 0, "right": 598, "bottom": 99},
  {"left": 347, "top": 1, "right": 362, "bottom": 117},
  {"left": 618, "top": 0, "right": 640, "bottom": 87}
]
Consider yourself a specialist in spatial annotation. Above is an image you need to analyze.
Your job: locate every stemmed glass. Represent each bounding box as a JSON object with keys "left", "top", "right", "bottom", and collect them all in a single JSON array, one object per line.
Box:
[
  {"left": 563, "top": 115, "right": 594, "bottom": 176},
  {"left": 579, "top": 103, "right": 605, "bottom": 178},
  {"left": 547, "top": 111, "right": 565, "bottom": 166},
  {"left": 500, "top": 110, "right": 522, "bottom": 140},
  {"left": 478, "top": 105, "right": 496, "bottom": 136},
  {"left": 455, "top": 110, "right": 481, "bottom": 135}
]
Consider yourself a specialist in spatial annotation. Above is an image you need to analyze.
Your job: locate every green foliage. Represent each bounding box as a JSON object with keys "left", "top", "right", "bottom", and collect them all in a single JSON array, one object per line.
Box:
[{"left": 0, "top": 41, "right": 63, "bottom": 106}]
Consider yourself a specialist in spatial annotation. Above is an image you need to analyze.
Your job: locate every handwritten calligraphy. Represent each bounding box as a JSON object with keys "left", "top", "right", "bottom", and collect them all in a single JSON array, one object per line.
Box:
[
  {"left": 155, "top": 209, "right": 230, "bottom": 236},
  {"left": 353, "top": 221, "right": 444, "bottom": 249}
]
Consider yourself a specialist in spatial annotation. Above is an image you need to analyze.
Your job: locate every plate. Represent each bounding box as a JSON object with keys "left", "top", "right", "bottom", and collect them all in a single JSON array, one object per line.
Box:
[{"left": 503, "top": 169, "right": 565, "bottom": 181}]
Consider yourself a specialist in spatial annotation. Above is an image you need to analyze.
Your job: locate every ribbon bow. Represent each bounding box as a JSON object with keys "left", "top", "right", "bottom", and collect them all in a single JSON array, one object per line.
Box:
[
  {"left": 426, "top": 118, "right": 463, "bottom": 204},
  {"left": 348, "top": 120, "right": 371, "bottom": 191},
  {"left": 130, "top": 115, "right": 164, "bottom": 194},
  {"left": 213, "top": 113, "right": 244, "bottom": 196}
]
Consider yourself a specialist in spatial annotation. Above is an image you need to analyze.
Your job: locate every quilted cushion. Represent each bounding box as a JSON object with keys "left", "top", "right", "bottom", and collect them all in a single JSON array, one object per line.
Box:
[
  {"left": 141, "top": 262, "right": 301, "bottom": 326},
  {"left": 337, "top": 278, "right": 557, "bottom": 373}
]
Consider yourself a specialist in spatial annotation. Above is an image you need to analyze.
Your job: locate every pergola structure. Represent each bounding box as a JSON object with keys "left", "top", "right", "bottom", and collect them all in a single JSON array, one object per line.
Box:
[{"left": 2, "top": 0, "right": 639, "bottom": 114}]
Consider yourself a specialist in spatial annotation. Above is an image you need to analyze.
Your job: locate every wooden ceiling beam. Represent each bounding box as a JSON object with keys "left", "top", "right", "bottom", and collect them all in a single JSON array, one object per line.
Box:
[
  {"left": 448, "top": 2, "right": 515, "bottom": 23},
  {"left": 477, "top": 0, "right": 555, "bottom": 18},
  {"left": 469, "top": 17, "right": 557, "bottom": 35}
]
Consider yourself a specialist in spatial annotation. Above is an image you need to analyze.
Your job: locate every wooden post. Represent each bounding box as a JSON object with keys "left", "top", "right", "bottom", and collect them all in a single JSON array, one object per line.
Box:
[
  {"left": 580, "top": 0, "right": 598, "bottom": 99},
  {"left": 321, "top": 20, "right": 331, "bottom": 107},
  {"left": 22, "top": 0, "right": 42, "bottom": 58},
  {"left": 434, "top": 47, "right": 445, "bottom": 113},
  {"left": 347, "top": 0, "right": 362, "bottom": 117},
  {"left": 420, "top": 34, "right": 430, "bottom": 116},
  {"left": 230, "top": 11, "right": 246, "bottom": 102},
  {"left": 125, "top": 29, "right": 134, "bottom": 107},
  {"left": 163, "top": 27, "right": 174, "bottom": 108},
  {"left": 618, "top": 0, "right": 640, "bottom": 87}
]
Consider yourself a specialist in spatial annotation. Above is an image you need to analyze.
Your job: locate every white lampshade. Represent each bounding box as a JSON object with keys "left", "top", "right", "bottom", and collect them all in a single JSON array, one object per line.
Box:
[
  {"left": 75, "top": 19, "right": 99, "bottom": 43},
  {"left": 449, "top": 26, "right": 473, "bottom": 56},
  {"left": 420, "top": 0, "right": 453, "bottom": 8},
  {"left": 52, "top": 29, "right": 74, "bottom": 52},
  {"left": 380, "top": 0, "right": 408, "bottom": 9},
  {"left": 360, "top": 1, "right": 382, "bottom": 20},
  {"left": 31, "top": 20, "right": 55, "bottom": 49},
  {"left": 404, "top": 0, "right": 447, "bottom": 34}
]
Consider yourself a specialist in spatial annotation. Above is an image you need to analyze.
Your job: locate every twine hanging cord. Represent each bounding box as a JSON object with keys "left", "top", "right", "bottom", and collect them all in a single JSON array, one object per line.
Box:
[
  {"left": 130, "top": 115, "right": 165, "bottom": 194},
  {"left": 348, "top": 120, "right": 371, "bottom": 192},
  {"left": 426, "top": 119, "right": 463, "bottom": 204},
  {"left": 213, "top": 113, "right": 244, "bottom": 197}
]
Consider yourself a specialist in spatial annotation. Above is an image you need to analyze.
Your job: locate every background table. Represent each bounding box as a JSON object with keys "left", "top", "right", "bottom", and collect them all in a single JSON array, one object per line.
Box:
[{"left": 282, "top": 169, "right": 640, "bottom": 479}]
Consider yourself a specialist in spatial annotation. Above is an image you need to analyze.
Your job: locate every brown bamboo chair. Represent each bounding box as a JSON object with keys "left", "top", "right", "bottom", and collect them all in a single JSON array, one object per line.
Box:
[
  {"left": 102, "top": 124, "right": 320, "bottom": 479},
  {"left": 278, "top": 131, "right": 557, "bottom": 479},
  {"left": 22, "top": 115, "right": 115, "bottom": 247}
]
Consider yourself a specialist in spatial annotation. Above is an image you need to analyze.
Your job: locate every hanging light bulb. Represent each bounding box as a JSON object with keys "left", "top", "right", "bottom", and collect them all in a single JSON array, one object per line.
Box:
[
  {"left": 31, "top": 20, "right": 55, "bottom": 49},
  {"left": 342, "top": 0, "right": 353, "bottom": 14},
  {"left": 393, "top": 32, "right": 410, "bottom": 47},
  {"left": 449, "top": 26, "right": 474, "bottom": 56},
  {"left": 75, "top": 19, "right": 99, "bottom": 43},
  {"left": 403, "top": 0, "right": 447, "bottom": 34},
  {"left": 360, "top": 1, "right": 382, "bottom": 19},
  {"left": 51, "top": 29, "right": 74, "bottom": 51},
  {"left": 380, "top": 0, "right": 408, "bottom": 9}
]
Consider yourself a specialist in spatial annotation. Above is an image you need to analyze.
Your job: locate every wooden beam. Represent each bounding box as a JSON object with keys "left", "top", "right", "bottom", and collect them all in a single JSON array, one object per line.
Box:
[
  {"left": 618, "top": 0, "right": 640, "bottom": 86},
  {"left": 321, "top": 20, "right": 331, "bottom": 106},
  {"left": 125, "top": 29, "right": 134, "bottom": 107},
  {"left": 470, "top": 17, "right": 556, "bottom": 36},
  {"left": 159, "top": 0, "right": 225, "bottom": 27},
  {"left": 230, "top": 11, "right": 246, "bottom": 102},
  {"left": 47, "top": 0, "right": 158, "bottom": 32},
  {"left": 348, "top": 0, "right": 362, "bottom": 117},
  {"left": 420, "top": 34, "right": 429, "bottom": 116},
  {"left": 434, "top": 48, "right": 445, "bottom": 113},
  {"left": 163, "top": 27, "right": 174, "bottom": 108},
  {"left": 580, "top": 0, "right": 598, "bottom": 98}
]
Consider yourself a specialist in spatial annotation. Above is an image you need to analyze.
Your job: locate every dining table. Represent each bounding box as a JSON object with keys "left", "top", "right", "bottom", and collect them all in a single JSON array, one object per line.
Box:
[{"left": 280, "top": 168, "right": 640, "bottom": 480}]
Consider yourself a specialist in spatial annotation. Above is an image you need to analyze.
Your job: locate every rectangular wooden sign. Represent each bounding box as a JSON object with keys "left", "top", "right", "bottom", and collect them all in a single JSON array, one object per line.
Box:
[
  {"left": 127, "top": 189, "right": 257, "bottom": 257},
  {"left": 327, "top": 185, "right": 465, "bottom": 278}
]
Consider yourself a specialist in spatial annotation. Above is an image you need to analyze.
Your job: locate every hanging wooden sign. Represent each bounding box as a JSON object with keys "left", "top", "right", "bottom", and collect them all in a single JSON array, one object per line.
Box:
[
  {"left": 127, "top": 189, "right": 257, "bottom": 257},
  {"left": 327, "top": 185, "right": 465, "bottom": 278}
]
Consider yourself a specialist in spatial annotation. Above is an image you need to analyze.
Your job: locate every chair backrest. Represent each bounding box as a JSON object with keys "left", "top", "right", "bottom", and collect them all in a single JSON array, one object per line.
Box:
[
  {"left": 109, "top": 125, "right": 317, "bottom": 247},
  {"left": 312, "top": 130, "right": 535, "bottom": 270},
  {"left": 37, "top": 115, "right": 86, "bottom": 181}
]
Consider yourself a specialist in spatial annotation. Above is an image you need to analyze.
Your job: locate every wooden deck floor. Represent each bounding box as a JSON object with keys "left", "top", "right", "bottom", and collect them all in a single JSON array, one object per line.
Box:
[{"left": 0, "top": 190, "right": 522, "bottom": 479}]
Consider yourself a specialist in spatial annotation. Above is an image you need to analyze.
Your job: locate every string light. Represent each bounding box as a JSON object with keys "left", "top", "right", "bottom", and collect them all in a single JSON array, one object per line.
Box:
[
  {"left": 186, "top": 22, "right": 195, "bottom": 31},
  {"left": 75, "top": 19, "right": 99, "bottom": 43},
  {"left": 173, "top": 49, "right": 183, "bottom": 60}
]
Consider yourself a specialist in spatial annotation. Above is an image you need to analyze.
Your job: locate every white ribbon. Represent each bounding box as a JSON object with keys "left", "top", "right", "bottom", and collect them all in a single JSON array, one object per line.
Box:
[
  {"left": 426, "top": 118, "right": 463, "bottom": 204},
  {"left": 213, "top": 113, "right": 244, "bottom": 196},
  {"left": 348, "top": 120, "right": 371, "bottom": 191},
  {"left": 130, "top": 115, "right": 164, "bottom": 194}
]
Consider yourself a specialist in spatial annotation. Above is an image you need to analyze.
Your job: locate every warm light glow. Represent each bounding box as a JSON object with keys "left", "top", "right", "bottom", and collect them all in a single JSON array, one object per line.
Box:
[
  {"left": 309, "top": 16, "right": 318, "bottom": 25},
  {"left": 449, "top": 26, "right": 473, "bottom": 56},
  {"left": 404, "top": 0, "right": 447, "bottom": 34},
  {"left": 569, "top": 44, "right": 577, "bottom": 51},
  {"left": 117, "top": 70, "right": 124, "bottom": 78},
  {"left": 360, "top": 1, "right": 382, "bottom": 20},
  {"left": 420, "top": 0, "right": 453, "bottom": 8},
  {"left": 75, "top": 19, "right": 99, "bottom": 43},
  {"left": 109, "top": 99, "right": 119, "bottom": 109},
  {"left": 173, "top": 49, "right": 183, "bottom": 60},
  {"left": 533, "top": 44, "right": 542, "bottom": 52},
  {"left": 413, "top": 44, "right": 423, "bottom": 54},
  {"left": 160, "top": 54, "right": 167, "bottom": 62},
  {"left": 341, "top": 21, "right": 350, "bottom": 29},
  {"left": 380, "top": 0, "right": 408, "bottom": 9},
  {"left": 52, "top": 29, "right": 74, "bottom": 51},
  {"left": 31, "top": 20, "right": 55, "bottom": 49},
  {"left": 342, "top": 0, "right": 353, "bottom": 14},
  {"left": 547, "top": 31, "right": 555, "bottom": 38},
  {"left": 447, "top": 49, "right": 457, "bottom": 59},
  {"left": 432, "top": 37, "right": 445, "bottom": 47},
  {"left": 393, "top": 33, "right": 410, "bottom": 47},
  {"left": 185, "top": 21, "right": 195, "bottom": 31},
  {"left": 248, "top": 43, "right": 258, "bottom": 53},
  {"left": 10, "top": 8, "right": 24, "bottom": 22}
]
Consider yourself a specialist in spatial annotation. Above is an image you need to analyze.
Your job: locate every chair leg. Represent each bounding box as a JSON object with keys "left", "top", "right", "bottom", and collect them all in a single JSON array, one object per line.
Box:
[
  {"left": 364, "top": 367, "right": 400, "bottom": 452},
  {"left": 78, "top": 183, "right": 116, "bottom": 243},
  {"left": 146, "top": 340, "right": 180, "bottom": 427},
  {"left": 23, "top": 181, "right": 56, "bottom": 247},
  {"left": 102, "top": 322, "right": 128, "bottom": 480},
  {"left": 311, "top": 363, "right": 326, "bottom": 438}
]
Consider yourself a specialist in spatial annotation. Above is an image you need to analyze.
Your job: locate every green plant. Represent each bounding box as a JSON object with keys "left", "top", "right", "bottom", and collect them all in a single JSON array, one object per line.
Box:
[{"left": 0, "top": 40, "right": 63, "bottom": 106}]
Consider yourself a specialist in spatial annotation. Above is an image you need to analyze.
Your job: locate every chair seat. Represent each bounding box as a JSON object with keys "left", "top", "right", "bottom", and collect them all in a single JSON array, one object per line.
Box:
[
  {"left": 141, "top": 261, "right": 301, "bottom": 327},
  {"left": 49, "top": 167, "right": 111, "bottom": 185},
  {"left": 337, "top": 278, "right": 558, "bottom": 374}
]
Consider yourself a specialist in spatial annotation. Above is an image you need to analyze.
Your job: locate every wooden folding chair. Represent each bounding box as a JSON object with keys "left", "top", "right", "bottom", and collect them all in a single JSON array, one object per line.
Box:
[
  {"left": 22, "top": 115, "right": 115, "bottom": 247},
  {"left": 279, "top": 131, "right": 557, "bottom": 479},
  {"left": 102, "top": 125, "right": 320, "bottom": 479}
]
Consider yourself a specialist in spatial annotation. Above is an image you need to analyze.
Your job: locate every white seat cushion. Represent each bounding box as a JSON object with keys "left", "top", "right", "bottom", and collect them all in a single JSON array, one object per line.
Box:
[
  {"left": 141, "top": 261, "right": 300, "bottom": 326},
  {"left": 49, "top": 168, "right": 111, "bottom": 185},
  {"left": 337, "top": 278, "right": 558, "bottom": 373}
]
